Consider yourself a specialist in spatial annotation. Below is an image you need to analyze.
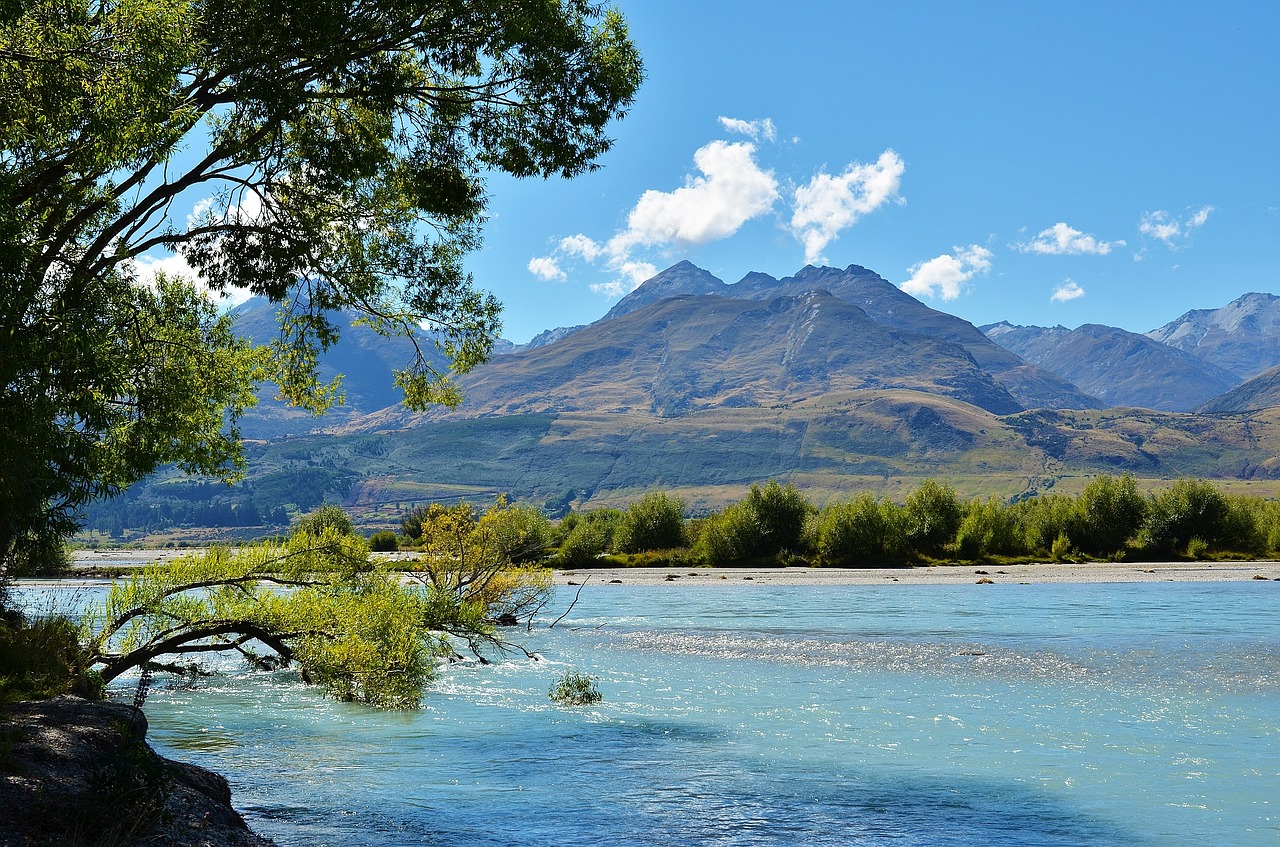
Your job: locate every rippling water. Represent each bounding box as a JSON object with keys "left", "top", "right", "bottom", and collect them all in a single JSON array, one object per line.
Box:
[{"left": 30, "top": 580, "right": 1280, "bottom": 846}]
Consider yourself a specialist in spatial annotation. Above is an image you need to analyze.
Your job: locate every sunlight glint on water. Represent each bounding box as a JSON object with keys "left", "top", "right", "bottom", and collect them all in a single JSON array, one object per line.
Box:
[{"left": 117, "top": 582, "right": 1280, "bottom": 846}]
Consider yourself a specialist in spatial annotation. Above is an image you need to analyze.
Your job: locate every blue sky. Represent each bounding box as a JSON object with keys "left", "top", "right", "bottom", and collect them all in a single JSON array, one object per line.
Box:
[{"left": 467, "top": 1, "right": 1280, "bottom": 343}]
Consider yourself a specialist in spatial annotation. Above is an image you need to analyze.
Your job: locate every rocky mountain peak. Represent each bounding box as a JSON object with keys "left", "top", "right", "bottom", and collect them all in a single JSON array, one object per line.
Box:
[
  {"left": 1147, "top": 291, "right": 1280, "bottom": 378},
  {"left": 602, "top": 260, "right": 727, "bottom": 321}
]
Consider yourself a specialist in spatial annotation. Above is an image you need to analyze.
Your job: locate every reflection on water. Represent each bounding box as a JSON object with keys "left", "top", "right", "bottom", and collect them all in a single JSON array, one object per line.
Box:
[{"left": 45, "top": 582, "right": 1280, "bottom": 847}]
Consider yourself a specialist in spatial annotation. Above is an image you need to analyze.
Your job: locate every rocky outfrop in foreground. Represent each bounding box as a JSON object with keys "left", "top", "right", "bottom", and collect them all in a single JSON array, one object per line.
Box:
[{"left": 0, "top": 695, "right": 274, "bottom": 847}]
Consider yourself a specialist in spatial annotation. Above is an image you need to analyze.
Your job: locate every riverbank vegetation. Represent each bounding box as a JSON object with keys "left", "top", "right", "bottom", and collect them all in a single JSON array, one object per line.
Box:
[
  {"left": 6, "top": 475, "right": 1278, "bottom": 708},
  {"left": 3, "top": 501, "right": 552, "bottom": 709},
  {"left": 540, "top": 476, "right": 1280, "bottom": 568}
]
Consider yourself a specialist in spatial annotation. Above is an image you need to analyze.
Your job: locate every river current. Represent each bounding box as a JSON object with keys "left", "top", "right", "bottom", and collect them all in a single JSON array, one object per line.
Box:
[{"left": 34, "top": 580, "right": 1280, "bottom": 845}]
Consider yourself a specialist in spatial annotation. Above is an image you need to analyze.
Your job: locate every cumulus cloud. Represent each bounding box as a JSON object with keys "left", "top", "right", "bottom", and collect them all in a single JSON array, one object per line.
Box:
[
  {"left": 790, "top": 150, "right": 905, "bottom": 265},
  {"left": 613, "top": 140, "right": 779, "bottom": 251},
  {"left": 527, "top": 256, "right": 565, "bottom": 281},
  {"left": 1051, "top": 279, "right": 1085, "bottom": 302},
  {"left": 558, "top": 234, "right": 605, "bottom": 261},
  {"left": 718, "top": 116, "right": 777, "bottom": 141},
  {"left": 900, "top": 245, "right": 992, "bottom": 301},
  {"left": 129, "top": 251, "right": 254, "bottom": 308},
  {"left": 529, "top": 120, "right": 905, "bottom": 298},
  {"left": 1139, "top": 205, "right": 1214, "bottom": 248},
  {"left": 529, "top": 134, "right": 779, "bottom": 297},
  {"left": 1015, "top": 222, "right": 1124, "bottom": 255}
]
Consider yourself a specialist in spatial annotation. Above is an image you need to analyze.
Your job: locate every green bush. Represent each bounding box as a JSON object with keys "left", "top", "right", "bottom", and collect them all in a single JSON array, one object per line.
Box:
[
  {"left": 486, "top": 503, "right": 553, "bottom": 563},
  {"left": 548, "top": 669, "right": 602, "bottom": 706},
  {"left": 614, "top": 493, "right": 686, "bottom": 553},
  {"left": 368, "top": 530, "right": 399, "bottom": 552},
  {"left": 815, "top": 494, "right": 907, "bottom": 566},
  {"left": 1014, "top": 494, "right": 1077, "bottom": 555},
  {"left": 1141, "top": 479, "right": 1228, "bottom": 555},
  {"left": 745, "top": 480, "right": 813, "bottom": 556},
  {"left": 955, "top": 497, "right": 1022, "bottom": 559},
  {"left": 1221, "top": 495, "right": 1266, "bottom": 555},
  {"left": 7, "top": 530, "right": 72, "bottom": 578},
  {"left": 693, "top": 502, "right": 760, "bottom": 565},
  {"left": 0, "top": 614, "right": 98, "bottom": 705},
  {"left": 1074, "top": 474, "right": 1145, "bottom": 555},
  {"left": 400, "top": 505, "right": 432, "bottom": 540},
  {"left": 294, "top": 503, "right": 356, "bottom": 538},
  {"left": 903, "top": 479, "right": 962, "bottom": 556},
  {"left": 555, "top": 522, "right": 609, "bottom": 568}
]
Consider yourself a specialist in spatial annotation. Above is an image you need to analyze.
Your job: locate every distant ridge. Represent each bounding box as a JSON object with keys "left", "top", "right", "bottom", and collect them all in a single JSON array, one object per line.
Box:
[
  {"left": 983, "top": 321, "right": 1239, "bottom": 411},
  {"left": 93, "top": 264, "right": 1280, "bottom": 532},
  {"left": 230, "top": 297, "right": 448, "bottom": 438},
  {"left": 603, "top": 260, "right": 729, "bottom": 320},
  {"left": 355, "top": 286, "right": 1024, "bottom": 429},
  {"left": 1197, "top": 364, "right": 1280, "bottom": 414},
  {"left": 1147, "top": 292, "right": 1280, "bottom": 379},
  {"left": 602, "top": 262, "right": 1100, "bottom": 411}
]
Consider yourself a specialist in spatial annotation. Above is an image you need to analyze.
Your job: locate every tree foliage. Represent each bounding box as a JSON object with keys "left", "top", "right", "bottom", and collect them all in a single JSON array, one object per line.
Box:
[
  {"left": 614, "top": 493, "right": 687, "bottom": 553},
  {"left": 1140, "top": 478, "right": 1229, "bottom": 555},
  {"left": 407, "top": 498, "right": 553, "bottom": 628},
  {"left": 1073, "top": 474, "right": 1145, "bottom": 556},
  {"left": 0, "top": 0, "right": 642, "bottom": 577},
  {"left": 555, "top": 508, "right": 621, "bottom": 567},
  {"left": 694, "top": 480, "right": 812, "bottom": 565},
  {"left": 81, "top": 506, "right": 550, "bottom": 707},
  {"left": 815, "top": 494, "right": 907, "bottom": 566},
  {"left": 903, "top": 479, "right": 961, "bottom": 557}
]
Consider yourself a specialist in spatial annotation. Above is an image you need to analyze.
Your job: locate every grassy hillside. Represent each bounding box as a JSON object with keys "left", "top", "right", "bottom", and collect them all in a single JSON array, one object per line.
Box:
[{"left": 80, "top": 391, "right": 1280, "bottom": 542}]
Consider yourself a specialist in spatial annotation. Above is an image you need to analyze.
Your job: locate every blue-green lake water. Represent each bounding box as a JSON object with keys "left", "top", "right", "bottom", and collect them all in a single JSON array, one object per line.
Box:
[{"left": 28, "top": 581, "right": 1280, "bottom": 845}]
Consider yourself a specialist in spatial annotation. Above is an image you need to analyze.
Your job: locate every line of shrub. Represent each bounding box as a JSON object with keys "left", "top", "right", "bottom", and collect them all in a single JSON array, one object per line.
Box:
[{"left": 545, "top": 476, "right": 1280, "bottom": 567}]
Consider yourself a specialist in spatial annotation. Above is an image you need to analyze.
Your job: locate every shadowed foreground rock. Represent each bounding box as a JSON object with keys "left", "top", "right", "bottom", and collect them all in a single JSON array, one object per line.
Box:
[{"left": 0, "top": 696, "right": 273, "bottom": 847}]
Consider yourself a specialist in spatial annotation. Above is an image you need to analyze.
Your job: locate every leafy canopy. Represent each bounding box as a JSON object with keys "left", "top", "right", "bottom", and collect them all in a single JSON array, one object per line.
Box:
[
  {"left": 0, "top": 0, "right": 641, "bottom": 572},
  {"left": 82, "top": 508, "right": 552, "bottom": 708}
]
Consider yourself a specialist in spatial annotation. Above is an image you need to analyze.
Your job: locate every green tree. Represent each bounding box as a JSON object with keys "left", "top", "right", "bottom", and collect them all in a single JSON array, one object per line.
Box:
[
  {"left": 693, "top": 481, "right": 814, "bottom": 565},
  {"left": 614, "top": 493, "right": 687, "bottom": 553},
  {"left": 1141, "top": 478, "right": 1229, "bottom": 555},
  {"left": 408, "top": 498, "right": 552, "bottom": 629},
  {"left": 1013, "top": 493, "right": 1077, "bottom": 556},
  {"left": 744, "top": 480, "right": 813, "bottom": 556},
  {"left": 294, "top": 503, "right": 357, "bottom": 538},
  {"left": 693, "top": 502, "right": 760, "bottom": 566},
  {"left": 82, "top": 507, "right": 547, "bottom": 707},
  {"left": 955, "top": 497, "right": 1023, "bottom": 560},
  {"left": 903, "top": 479, "right": 962, "bottom": 557},
  {"left": 0, "top": 0, "right": 641, "bottom": 581},
  {"left": 1073, "top": 474, "right": 1145, "bottom": 556},
  {"left": 556, "top": 508, "right": 622, "bottom": 567},
  {"left": 815, "top": 494, "right": 908, "bottom": 566}
]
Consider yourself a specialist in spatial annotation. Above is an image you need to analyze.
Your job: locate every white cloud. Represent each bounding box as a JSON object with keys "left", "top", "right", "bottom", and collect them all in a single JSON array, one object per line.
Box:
[
  {"left": 611, "top": 140, "right": 779, "bottom": 252},
  {"left": 718, "top": 116, "right": 777, "bottom": 142},
  {"left": 527, "top": 256, "right": 565, "bottom": 281},
  {"left": 558, "top": 234, "right": 604, "bottom": 261},
  {"left": 1051, "top": 279, "right": 1085, "bottom": 302},
  {"left": 588, "top": 261, "right": 659, "bottom": 297},
  {"left": 900, "top": 245, "right": 992, "bottom": 301},
  {"left": 529, "top": 124, "right": 905, "bottom": 298},
  {"left": 130, "top": 251, "right": 253, "bottom": 308},
  {"left": 790, "top": 150, "right": 905, "bottom": 265},
  {"left": 530, "top": 138, "right": 779, "bottom": 297},
  {"left": 1015, "top": 222, "right": 1124, "bottom": 255},
  {"left": 1139, "top": 205, "right": 1214, "bottom": 248}
]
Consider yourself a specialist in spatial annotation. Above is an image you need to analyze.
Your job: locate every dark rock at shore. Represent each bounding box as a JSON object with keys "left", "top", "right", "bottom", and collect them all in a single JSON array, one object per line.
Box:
[{"left": 0, "top": 695, "right": 274, "bottom": 847}]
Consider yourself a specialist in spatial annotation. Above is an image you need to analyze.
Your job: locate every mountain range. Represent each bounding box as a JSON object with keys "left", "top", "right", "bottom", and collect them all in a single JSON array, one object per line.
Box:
[{"left": 90, "top": 262, "right": 1280, "bottom": 536}]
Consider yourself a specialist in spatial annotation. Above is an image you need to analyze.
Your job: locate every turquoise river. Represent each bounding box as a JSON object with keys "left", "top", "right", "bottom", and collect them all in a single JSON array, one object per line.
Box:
[{"left": 32, "top": 581, "right": 1280, "bottom": 845}]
